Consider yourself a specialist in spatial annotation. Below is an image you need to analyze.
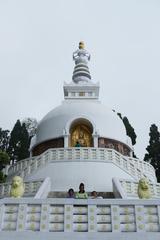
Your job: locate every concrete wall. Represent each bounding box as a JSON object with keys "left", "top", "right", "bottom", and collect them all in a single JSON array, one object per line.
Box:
[{"left": 26, "top": 161, "right": 134, "bottom": 192}]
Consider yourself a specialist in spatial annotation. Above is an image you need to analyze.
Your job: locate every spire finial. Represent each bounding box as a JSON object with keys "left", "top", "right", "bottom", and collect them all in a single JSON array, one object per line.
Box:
[
  {"left": 72, "top": 42, "right": 91, "bottom": 83},
  {"left": 79, "top": 41, "right": 85, "bottom": 49}
]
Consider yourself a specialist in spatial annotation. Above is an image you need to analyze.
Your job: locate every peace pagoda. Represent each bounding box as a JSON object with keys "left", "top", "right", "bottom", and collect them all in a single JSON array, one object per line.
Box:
[{"left": 0, "top": 42, "right": 160, "bottom": 240}]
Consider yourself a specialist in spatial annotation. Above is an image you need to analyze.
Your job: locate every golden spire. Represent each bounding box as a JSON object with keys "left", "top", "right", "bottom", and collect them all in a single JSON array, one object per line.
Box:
[{"left": 79, "top": 41, "right": 85, "bottom": 49}]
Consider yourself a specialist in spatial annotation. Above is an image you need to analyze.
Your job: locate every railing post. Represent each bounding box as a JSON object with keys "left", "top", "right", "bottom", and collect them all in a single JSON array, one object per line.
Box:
[
  {"left": 34, "top": 159, "right": 38, "bottom": 172},
  {"left": 119, "top": 155, "right": 124, "bottom": 168},
  {"left": 40, "top": 204, "right": 50, "bottom": 232},
  {"left": 135, "top": 205, "right": 145, "bottom": 232},
  {"left": 20, "top": 161, "right": 23, "bottom": 171},
  {"left": 111, "top": 205, "right": 121, "bottom": 232},
  {"left": 30, "top": 181, "right": 34, "bottom": 195},
  {"left": 16, "top": 204, "right": 27, "bottom": 231},
  {"left": 109, "top": 149, "right": 114, "bottom": 162},
  {"left": 157, "top": 206, "right": 160, "bottom": 227},
  {"left": 64, "top": 204, "right": 73, "bottom": 232},
  {"left": 88, "top": 205, "right": 97, "bottom": 232},
  {"left": 131, "top": 181, "right": 135, "bottom": 195},
  {"left": 0, "top": 204, "right": 5, "bottom": 231},
  {"left": 2, "top": 185, "right": 5, "bottom": 197},
  {"left": 152, "top": 184, "right": 157, "bottom": 197},
  {"left": 27, "top": 165, "right": 31, "bottom": 175}
]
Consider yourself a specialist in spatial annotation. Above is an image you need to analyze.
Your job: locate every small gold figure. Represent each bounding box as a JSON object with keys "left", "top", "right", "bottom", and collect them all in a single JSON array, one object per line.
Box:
[
  {"left": 10, "top": 176, "right": 25, "bottom": 198},
  {"left": 138, "top": 178, "right": 151, "bottom": 199},
  {"left": 79, "top": 41, "right": 85, "bottom": 49}
]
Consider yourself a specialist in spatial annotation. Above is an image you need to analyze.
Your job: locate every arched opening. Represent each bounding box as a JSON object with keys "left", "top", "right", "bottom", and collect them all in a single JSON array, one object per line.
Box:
[{"left": 69, "top": 119, "right": 93, "bottom": 147}]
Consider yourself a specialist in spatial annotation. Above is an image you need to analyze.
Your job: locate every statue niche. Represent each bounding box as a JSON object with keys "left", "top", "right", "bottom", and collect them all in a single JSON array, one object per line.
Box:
[{"left": 70, "top": 123, "right": 92, "bottom": 147}]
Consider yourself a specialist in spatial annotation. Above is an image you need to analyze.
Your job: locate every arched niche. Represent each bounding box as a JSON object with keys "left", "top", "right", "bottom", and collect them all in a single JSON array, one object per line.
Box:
[{"left": 69, "top": 118, "right": 93, "bottom": 147}]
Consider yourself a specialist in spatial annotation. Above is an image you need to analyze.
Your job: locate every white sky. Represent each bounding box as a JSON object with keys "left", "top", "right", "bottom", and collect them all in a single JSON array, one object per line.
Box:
[{"left": 0, "top": 0, "right": 160, "bottom": 158}]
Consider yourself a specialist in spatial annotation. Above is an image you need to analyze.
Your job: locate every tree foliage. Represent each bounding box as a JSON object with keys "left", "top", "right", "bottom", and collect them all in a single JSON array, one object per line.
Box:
[
  {"left": 0, "top": 150, "right": 10, "bottom": 183},
  {"left": 22, "top": 118, "right": 38, "bottom": 138},
  {"left": 117, "top": 113, "right": 137, "bottom": 146},
  {"left": 0, "top": 128, "right": 10, "bottom": 152},
  {"left": 122, "top": 117, "right": 137, "bottom": 146},
  {"left": 0, "top": 150, "right": 10, "bottom": 171},
  {"left": 8, "top": 120, "right": 30, "bottom": 162},
  {"left": 144, "top": 124, "right": 160, "bottom": 182}
]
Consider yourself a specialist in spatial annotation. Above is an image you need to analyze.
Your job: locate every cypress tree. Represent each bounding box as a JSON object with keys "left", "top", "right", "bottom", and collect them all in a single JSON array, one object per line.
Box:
[
  {"left": 122, "top": 117, "right": 137, "bottom": 146},
  {"left": 144, "top": 124, "right": 160, "bottom": 182},
  {"left": 0, "top": 128, "right": 10, "bottom": 152},
  {"left": 0, "top": 150, "right": 10, "bottom": 171},
  {"left": 18, "top": 123, "right": 30, "bottom": 160},
  {"left": 0, "top": 150, "right": 10, "bottom": 183},
  {"left": 8, "top": 120, "right": 30, "bottom": 162},
  {"left": 117, "top": 113, "right": 137, "bottom": 146}
]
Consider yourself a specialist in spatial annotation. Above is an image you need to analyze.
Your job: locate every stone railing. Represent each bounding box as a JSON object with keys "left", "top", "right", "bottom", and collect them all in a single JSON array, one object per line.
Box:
[
  {"left": 7, "top": 156, "right": 36, "bottom": 177},
  {"left": 0, "top": 198, "right": 160, "bottom": 233},
  {"left": 7, "top": 148, "right": 156, "bottom": 182},
  {"left": 113, "top": 178, "right": 160, "bottom": 199},
  {"left": 0, "top": 179, "right": 44, "bottom": 198}
]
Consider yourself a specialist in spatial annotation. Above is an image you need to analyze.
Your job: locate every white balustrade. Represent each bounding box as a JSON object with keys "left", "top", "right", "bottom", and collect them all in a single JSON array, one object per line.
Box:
[
  {"left": 113, "top": 178, "right": 160, "bottom": 199},
  {"left": 6, "top": 148, "right": 156, "bottom": 182},
  {"left": 0, "top": 198, "right": 160, "bottom": 233},
  {"left": 0, "top": 179, "right": 44, "bottom": 198}
]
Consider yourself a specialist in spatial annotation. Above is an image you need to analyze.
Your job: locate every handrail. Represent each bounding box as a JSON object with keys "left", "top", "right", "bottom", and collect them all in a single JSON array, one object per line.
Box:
[
  {"left": 116, "top": 178, "right": 160, "bottom": 199},
  {"left": 6, "top": 148, "right": 156, "bottom": 182},
  {"left": 0, "top": 179, "right": 44, "bottom": 198},
  {"left": 0, "top": 198, "right": 160, "bottom": 233}
]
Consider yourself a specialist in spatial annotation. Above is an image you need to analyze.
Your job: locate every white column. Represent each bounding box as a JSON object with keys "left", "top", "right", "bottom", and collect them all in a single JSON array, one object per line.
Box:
[
  {"left": 92, "top": 134, "right": 98, "bottom": 147},
  {"left": 64, "top": 134, "right": 69, "bottom": 147}
]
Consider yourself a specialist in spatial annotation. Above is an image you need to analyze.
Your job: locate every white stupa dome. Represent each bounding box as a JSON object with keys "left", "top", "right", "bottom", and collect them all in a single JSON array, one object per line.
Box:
[{"left": 32, "top": 100, "right": 129, "bottom": 149}]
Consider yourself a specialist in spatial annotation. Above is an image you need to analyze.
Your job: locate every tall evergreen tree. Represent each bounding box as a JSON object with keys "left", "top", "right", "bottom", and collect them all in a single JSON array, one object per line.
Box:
[
  {"left": 22, "top": 118, "right": 38, "bottom": 138},
  {"left": 0, "top": 150, "right": 10, "bottom": 171},
  {"left": 8, "top": 120, "right": 30, "bottom": 162},
  {"left": 0, "top": 128, "right": 10, "bottom": 152},
  {"left": 8, "top": 120, "right": 21, "bottom": 162},
  {"left": 18, "top": 123, "right": 30, "bottom": 160},
  {"left": 144, "top": 124, "right": 160, "bottom": 182},
  {"left": 0, "top": 150, "right": 10, "bottom": 183},
  {"left": 117, "top": 113, "right": 137, "bottom": 145},
  {"left": 122, "top": 117, "right": 137, "bottom": 146}
]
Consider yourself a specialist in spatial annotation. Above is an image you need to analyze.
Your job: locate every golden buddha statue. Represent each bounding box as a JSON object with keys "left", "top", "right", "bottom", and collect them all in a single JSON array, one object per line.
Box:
[{"left": 71, "top": 124, "right": 92, "bottom": 147}]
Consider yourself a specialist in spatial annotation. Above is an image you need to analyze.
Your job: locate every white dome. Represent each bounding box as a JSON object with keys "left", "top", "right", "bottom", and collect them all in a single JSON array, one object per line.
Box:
[{"left": 33, "top": 100, "right": 129, "bottom": 148}]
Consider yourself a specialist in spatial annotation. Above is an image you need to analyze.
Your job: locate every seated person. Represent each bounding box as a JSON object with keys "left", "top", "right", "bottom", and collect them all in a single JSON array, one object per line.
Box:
[
  {"left": 75, "top": 141, "right": 81, "bottom": 147},
  {"left": 90, "top": 191, "right": 103, "bottom": 199},
  {"left": 76, "top": 183, "right": 88, "bottom": 199},
  {"left": 67, "top": 188, "right": 75, "bottom": 198}
]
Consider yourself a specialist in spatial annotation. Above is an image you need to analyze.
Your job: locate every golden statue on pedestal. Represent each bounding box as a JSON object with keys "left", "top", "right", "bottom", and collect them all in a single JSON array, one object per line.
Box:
[
  {"left": 138, "top": 178, "right": 151, "bottom": 199},
  {"left": 10, "top": 176, "right": 25, "bottom": 198},
  {"left": 70, "top": 124, "right": 92, "bottom": 147}
]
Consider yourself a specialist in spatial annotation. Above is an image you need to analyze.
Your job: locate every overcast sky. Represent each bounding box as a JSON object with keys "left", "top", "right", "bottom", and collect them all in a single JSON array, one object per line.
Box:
[{"left": 0, "top": 0, "right": 160, "bottom": 158}]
